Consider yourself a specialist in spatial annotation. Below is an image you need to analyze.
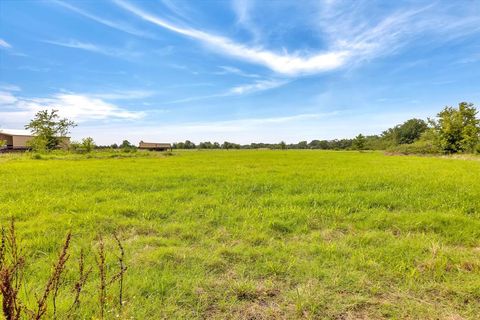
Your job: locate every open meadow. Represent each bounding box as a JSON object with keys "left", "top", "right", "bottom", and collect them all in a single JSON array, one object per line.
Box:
[{"left": 1, "top": 150, "right": 480, "bottom": 319}]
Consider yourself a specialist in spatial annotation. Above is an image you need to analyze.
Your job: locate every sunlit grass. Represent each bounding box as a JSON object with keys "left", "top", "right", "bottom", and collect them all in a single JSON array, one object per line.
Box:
[{"left": 1, "top": 150, "right": 479, "bottom": 318}]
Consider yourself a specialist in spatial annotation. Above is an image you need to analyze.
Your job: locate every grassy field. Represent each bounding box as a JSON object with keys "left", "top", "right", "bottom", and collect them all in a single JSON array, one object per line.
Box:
[{"left": 1, "top": 150, "right": 480, "bottom": 319}]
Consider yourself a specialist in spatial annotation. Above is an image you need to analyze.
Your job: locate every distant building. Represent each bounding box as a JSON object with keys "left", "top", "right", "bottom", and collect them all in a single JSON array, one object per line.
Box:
[
  {"left": 0, "top": 129, "right": 71, "bottom": 151},
  {"left": 138, "top": 141, "right": 172, "bottom": 151},
  {"left": 0, "top": 130, "right": 34, "bottom": 150}
]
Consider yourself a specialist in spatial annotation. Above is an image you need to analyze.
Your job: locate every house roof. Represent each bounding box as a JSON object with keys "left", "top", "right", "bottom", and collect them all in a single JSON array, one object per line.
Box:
[
  {"left": 0, "top": 129, "right": 33, "bottom": 136},
  {"left": 139, "top": 142, "right": 171, "bottom": 148}
]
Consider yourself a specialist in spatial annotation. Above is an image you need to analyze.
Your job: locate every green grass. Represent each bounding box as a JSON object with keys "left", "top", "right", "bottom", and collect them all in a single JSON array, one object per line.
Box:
[{"left": 1, "top": 150, "right": 480, "bottom": 319}]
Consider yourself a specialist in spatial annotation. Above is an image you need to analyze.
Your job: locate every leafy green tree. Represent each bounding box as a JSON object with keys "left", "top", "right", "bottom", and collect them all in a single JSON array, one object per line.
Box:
[
  {"left": 25, "top": 109, "right": 76, "bottom": 151},
  {"left": 184, "top": 140, "right": 196, "bottom": 149},
  {"left": 199, "top": 141, "right": 214, "bottom": 149},
  {"left": 353, "top": 134, "right": 366, "bottom": 150},
  {"left": 222, "top": 141, "right": 240, "bottom": 150},
  {"left": 120, "top": 140, "right": 133, "bottom": 149},
  {"left": 81, "top": 137, "right": 95, "bottom": 153},
  {"left": 382, "top": 119, "right": 428, "bottom": 145},
  {"left": 430, "top": 102, "right": 480, "bottom": 153},
  {"left": 297, "top": 141, "right": 308, "bottom": 149},
  {"left": 173, "top": 142, "right": 185, "bottom": 149},
  {"left": 279, "top": 141, "right": 287, "bottom": 150},
  {"left": 222, "top": 141, "right": 232, "bottom": 150},
  {"left": 395, "top": 119, "right": 428, "bottom": 144}
]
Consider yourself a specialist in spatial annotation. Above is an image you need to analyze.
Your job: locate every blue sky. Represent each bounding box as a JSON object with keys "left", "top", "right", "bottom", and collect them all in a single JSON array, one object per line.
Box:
[{"left": 1, "top": 0, "right": 479, "bottom": 144}]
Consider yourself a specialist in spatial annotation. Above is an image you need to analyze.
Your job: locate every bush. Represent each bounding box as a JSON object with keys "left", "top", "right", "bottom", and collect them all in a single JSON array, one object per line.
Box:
[
  {"left": 81, "top": 137, "right": 95, "bottom": 153},
  {"left": 122, "top": 147, "right": 137, "bottom": 153},
  {"left": 387, "top": 140, "right": 442, "bottom": 155},
  {"left": 27, "top": 135, "right": 49, "bottom": 153}
]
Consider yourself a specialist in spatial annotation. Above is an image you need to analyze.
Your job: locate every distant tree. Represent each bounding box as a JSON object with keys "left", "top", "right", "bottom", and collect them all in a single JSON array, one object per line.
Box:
[
  {"left": 395, "top": 119, "right": 428, "bottom": 144},
  {"left": 353, "top": 134, "right": 366, "bottom": 150},
  {"left": 363, "top": 135, "right": 387, "bottom": 150},
  {"left": 213, "top": 142, "right": 220, "bottom": 149},
  {"left": 184, "top": 140, "right": 196, "bottom": 149},
  {"left": 111, "top": 143, "right": 119, "bottom": 149},
  {"left": 430, "top": 102, "right": 480, "bottom": 153},
  {"left": 25, "top": 109, "right": 76, "bottom": 151},
  {"left": 173, "top": 142, "right": 184, "bottom": 149},
  {"left": 120, "top": 140, "right": 133, "bottom": 149},
  {"left": 222, "top": 141, "right": 240, "bottom": 150},
  {"left": 81, "top": 137, "right": 95, "bottom": 153},
  {"left": 199, "top": 141, "right": 213, "bottom": 149},
  {"left": 222, "top": 141, "right": 232, "bottom": 150},
  {"left": 279, "top": 141, "right": 287, "bottom": 150},
  {"left": 297, "top": 141, "right": 308, "bottom": 149}
]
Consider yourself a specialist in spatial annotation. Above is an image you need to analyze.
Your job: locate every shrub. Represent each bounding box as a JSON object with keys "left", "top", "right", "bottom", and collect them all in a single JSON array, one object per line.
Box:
[
  {"left": 387, "top": 140, "right": 442, "bottom": 155},
  {"left": 353, "top": 134, "right": 366, "bottom": 150},
  {"left": 27, "top": 135, "right": 49, "bottom": 153},
  {"left": 81, "top": 137, "right": 95, "bottom": 153}
]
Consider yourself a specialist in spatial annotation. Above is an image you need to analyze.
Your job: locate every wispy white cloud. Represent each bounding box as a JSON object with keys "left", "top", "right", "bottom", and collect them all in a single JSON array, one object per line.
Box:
[
  {"left": 18, "top": 66, "right": 51, "bottom": 72},
  {"left": 160, "top": 0, "right": 196, "bottom": 23},
  {"left": 89, "top": 90, "right": 156, "bottom": 100},
  {"left": 228, "top": 79, "right": 288, "bottom": 95},
  {"left": 0, "top": 39, "right": 11, "bottom": 49},
  {"left": 0, "top": 89, "right": 145, "bottom": 128},
  {"left": 215, "top": 66, "right": 260, "bottom": 78},
  {"left": 43, "top": 39, "right": 101, "bottom": 52},
  {"left": 0, "top": 91, "right": 18, "bottom": 104},
  {"left": 113, "top": 0, "right": 348, "bottom": 76},
  {"left": 52, "top": 0, "right": 154, "bottom": 38},
  {"left": 315, "top": 1, "right": 480, "bottom": 59},
  {"left": 114, "top": 0, "right": 480, "bottom": 76},
  {"left": 0, "top": 84, "right": 21, "bottom": 92},
  {"left": 232, "top": 0, "right": 262, "bottom": 42},
  {"left": 167, "top": 78, "right": 288, "bottom": 104},
  {"left": 42, "top": 39, "right": 142, "bottom": 59}
]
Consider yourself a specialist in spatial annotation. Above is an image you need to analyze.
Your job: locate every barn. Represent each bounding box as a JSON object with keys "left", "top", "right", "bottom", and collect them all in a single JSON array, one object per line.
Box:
[
  {"left": 138, "top": 141, "right": 172, "bottom": 151},
  {"left": 0, "top": 129, "right": 71, "bottom": 151},
  {"left": 0, "top": 130, "right": 34, "bottom": 150}
]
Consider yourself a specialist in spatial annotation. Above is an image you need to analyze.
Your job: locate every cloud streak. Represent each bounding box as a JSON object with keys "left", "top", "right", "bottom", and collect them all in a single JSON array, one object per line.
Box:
[
  {"left": 0, "top": 89, "right": 145, "bottom": 128},
  {"left": 89, "top": 90, "right": 156, "bottom": 100},
  {"left": 0, "top": 39, "right": 11, "bottom": 49},
  {"left": 42, "top": 39, "right": 142, "bottom": 60},
  {"left": 52, "top": 0, "right": 154, "bottom": 38},
  {"left": 215, "top": 66, "right": 260, "bottom": 78},
  {"left": 228, "top": 79, "right": 288, "bottom": 95},
  {"left": 114, "top": 0, "right": 480, "bottom": 77},
  {"left": 113, "top": 0, "right": 348, "bottom": 76},
  {"left": 166, "top": 78, "right": 288, "bottom": 104}
]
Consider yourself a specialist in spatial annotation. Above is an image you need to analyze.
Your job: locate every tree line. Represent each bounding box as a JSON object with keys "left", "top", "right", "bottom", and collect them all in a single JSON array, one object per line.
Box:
[
  {"left": 6, "top": 101, "right": 479, "bottom": 155},
  {"left": 173, "top": 102, "right": 479, "bottom": 154}
]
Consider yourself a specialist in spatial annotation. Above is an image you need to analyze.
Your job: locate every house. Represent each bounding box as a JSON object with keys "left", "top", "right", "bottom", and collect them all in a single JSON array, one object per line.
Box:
[
  {"left": 0, "top": 129, "right": 71, "bottom": 151},
  {"left": 0, "top": 129, "right": 34, "bottom": 150},
  {"left": 138, "top": 141, "right": 172, "bottom": 151}
]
